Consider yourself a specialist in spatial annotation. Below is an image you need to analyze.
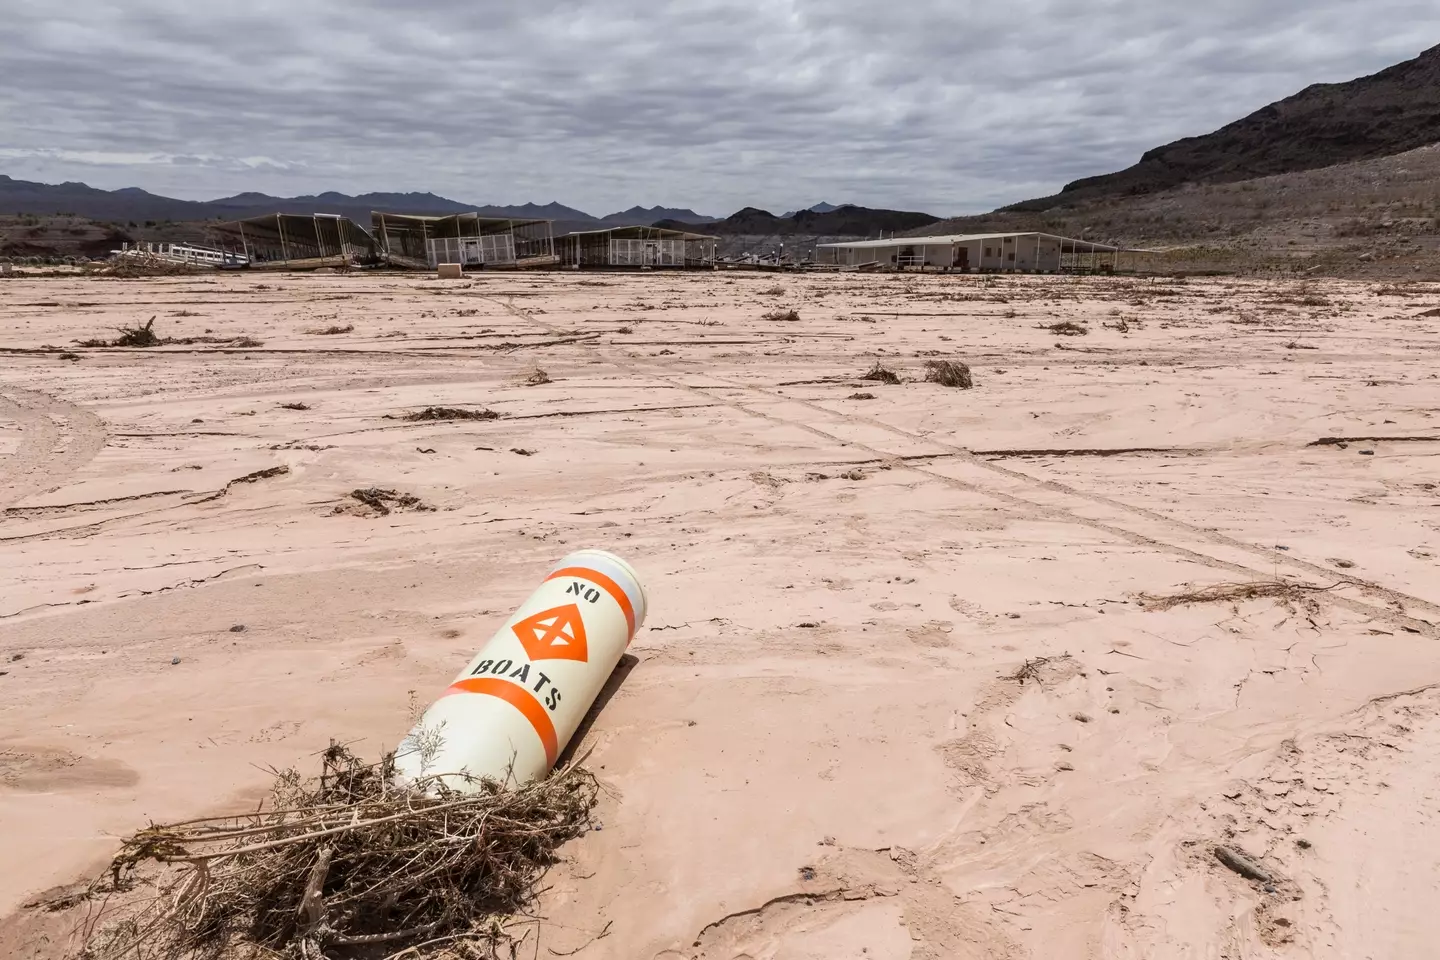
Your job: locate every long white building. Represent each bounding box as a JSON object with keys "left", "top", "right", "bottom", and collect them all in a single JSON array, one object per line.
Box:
[{"left": 816, "top": 232, "right": 1136, "bottom": 272}]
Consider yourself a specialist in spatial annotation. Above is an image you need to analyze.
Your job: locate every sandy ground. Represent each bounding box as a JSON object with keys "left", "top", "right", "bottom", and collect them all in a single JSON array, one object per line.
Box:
[{"left": 2, "top": 269, "right": 1440, "bottom": 959}]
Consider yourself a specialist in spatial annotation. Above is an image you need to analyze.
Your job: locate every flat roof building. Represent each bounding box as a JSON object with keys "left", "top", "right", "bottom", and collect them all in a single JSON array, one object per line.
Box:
[
  {"left": 554, "top": 225, "right": 717, "bottom": 269},
  {"left": 372, "top": 212, "right": 555, "bottom": 270},
  {"left": 816, "top": 232, "right": 1140, "bottom": 273}
]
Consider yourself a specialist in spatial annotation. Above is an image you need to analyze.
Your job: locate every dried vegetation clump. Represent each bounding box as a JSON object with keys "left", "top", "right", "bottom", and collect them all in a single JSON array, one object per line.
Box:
[
  {"left": 923, "top": 359, "right": 973, "bottom": 389},
  {"left": 339, "top": 487, "right": 435, "bottom": 517},
  {"left": 1040, "top": 320, "right": 1089, "bottom": 336},
  {"left": 1138, "top": 580, "right": 1335, "bottom": 612},
  {"left": 861, "top": 361, "right": 901, "bottom": 385},
  {"left": 396, "top": 407, "right": 501, "bottom": 422},
  {"left": 107, "top": 317, "right": 161, "bottom": 348},
  {"left": 77, "top": 316, "right": 263, "bottom": 349},
  {"left": 73, "top": 743, "right": 600, "bottom": 960},
  {"left": 306, "top": 324, "right": 355, "bottom": 336},
  {"left": 761, "top": 308, "right": 801, "bottom": 322},
  {"left": 1003, "top": 653, "right": 1075, "bottom": 685}
]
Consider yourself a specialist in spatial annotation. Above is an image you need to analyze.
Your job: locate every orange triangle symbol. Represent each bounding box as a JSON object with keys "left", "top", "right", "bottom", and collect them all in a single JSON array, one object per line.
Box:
[{"left": 512, "top": 603, "right": 589, "bottom": 662}]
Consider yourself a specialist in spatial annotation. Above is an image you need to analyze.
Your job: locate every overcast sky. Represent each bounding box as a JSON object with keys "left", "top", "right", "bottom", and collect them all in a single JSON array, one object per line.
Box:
[{"left": 1, "top": 1, "right": 1436, "bottom": 217}]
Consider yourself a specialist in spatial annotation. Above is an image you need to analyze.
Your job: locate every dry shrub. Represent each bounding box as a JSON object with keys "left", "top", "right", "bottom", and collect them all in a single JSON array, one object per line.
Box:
[
  {"left": 77, "top": 317, "right": 263, "bottom": 349},
  {"left": 1139, "top": 580, "right": 1334, "bottom": 611},
  {"left": 923, "top": 359, "right": 973, "bottom": 389},
  {"left": 761, "top": 308, "right": 801, "bottom": 322},
  {"left": 78, "top": 316, "right": 160, "bottom": 348},
  {"left": 861, "top": 361, "right": 901, "bottom": 385},
  {"left": 1040, "top": 321, "right": 1089, "bottom": 336},
  {"left": 75, "top": 743, "right": 599, "bottom": 960},
  {"left": 397, "top": 407, "right": 500, "bottom": 422}
]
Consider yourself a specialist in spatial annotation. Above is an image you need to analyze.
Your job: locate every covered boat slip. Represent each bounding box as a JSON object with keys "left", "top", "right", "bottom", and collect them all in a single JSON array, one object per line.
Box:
[
  {"left": 554, "top": 226, "right": 718, "bottom": 268},
  {"left": 372, "top": 213, "right": 556, "bottom": 269},
  {"left": 816, "top": 232, "right": 1140, "bottom": 273},
  {"left": 213, "top": 214, "right": 376, "bottom": 269}
]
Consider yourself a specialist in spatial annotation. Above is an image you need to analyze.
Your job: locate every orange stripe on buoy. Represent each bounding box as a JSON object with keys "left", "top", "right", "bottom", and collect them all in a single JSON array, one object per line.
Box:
[
  {"left": 440, "top": 677, "right": 558, "bottom": 766},
  {"left": 545, "top": 566, "right": 637, "bottom": 637}
]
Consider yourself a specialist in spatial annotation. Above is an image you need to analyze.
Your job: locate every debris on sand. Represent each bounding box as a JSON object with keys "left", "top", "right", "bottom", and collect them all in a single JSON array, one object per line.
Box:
[
  {"left": 1139, "top": 580, "right": 1334, "bottom": 611},
  {"left": 848, "top": 392, "right": 876, "bottom": 400},
  {"left": 1214, "top": 845, "right": 1273, "bottom": 882},
  {"left": 511, "top": 447, "right": 536, "bottom": 456},
  {"left": 338, "top": 487, "right": 435, "bottom": 517},
  {"left": 231, "top": 466, "right": 289, "bottom": 486},
  {"left": 75, "top": 743, "right": 598, "bottom": 960},
  {"left": 1003, "top": 653, "right": 1073, "bottom": 685},
  {"left": 861, "top": 361, "right": 901, "bottom": 385},
  {"left": 306, "top": 323, "right": 354, "bottom": 335},
  {"left": 1040, "top": 320, "right": 1089, "bottom": 336},
  {"left": 395, "top": 406, "right": 501, "bottom": 422},
  {"left": 78, "top": 316, "right": 161, "bottom": 348},
  {"left": 923, "top": 359, "right": 974, "bottom": 389},
  {"left": 524, "top": 367, "right": 552, "bottom": 386},
  {"left": 279, "top": 402, "right": 311, "bottom": 411},
  {"left": 761, "top": 308, "right": 801, "bottom": 322},
  {"left": 188, "top": 465, "right": 291, "bottom": 504},
  {"left": 89, "top": 256, "right": 202, "bottom": 279},
  {"left": 77, "top": 317, "right": 264, "bottom": 349}
]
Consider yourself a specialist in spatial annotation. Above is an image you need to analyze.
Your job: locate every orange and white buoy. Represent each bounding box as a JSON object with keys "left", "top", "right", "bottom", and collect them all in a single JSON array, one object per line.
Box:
[{"left": 395, "top": 550, "right": 647, "bottom": 790}]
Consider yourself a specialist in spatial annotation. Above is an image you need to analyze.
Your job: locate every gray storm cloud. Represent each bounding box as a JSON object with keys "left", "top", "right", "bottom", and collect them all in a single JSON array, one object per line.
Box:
[{"left": 0, "top": 0, "right": 1435, "bottom": 214}]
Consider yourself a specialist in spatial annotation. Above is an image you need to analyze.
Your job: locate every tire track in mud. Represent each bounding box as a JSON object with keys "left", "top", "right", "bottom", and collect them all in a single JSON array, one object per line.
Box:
[
  {"left": 678, "top": 372, "right": 1440, "bottom": 636},
  {"left": 485, "top": 294, "right": 1439, "bottom": 637},
  {"left": 0, "top": 385, "right": 107, "bottom": 509}
]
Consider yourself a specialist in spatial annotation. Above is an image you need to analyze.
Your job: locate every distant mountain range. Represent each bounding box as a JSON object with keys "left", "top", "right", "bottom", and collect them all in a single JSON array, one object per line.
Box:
[
  {"left": 0, "top": 176, "right": 719, "bottom": 228},
  {"left": 660, "top": 204, "right": 940, "bottom": 237},
  {"left": 1008, "top": 42, "right": 1440, "bottom": 211},
  {"left": 779, "top": 201, "right": 843, "bottom": 218}
]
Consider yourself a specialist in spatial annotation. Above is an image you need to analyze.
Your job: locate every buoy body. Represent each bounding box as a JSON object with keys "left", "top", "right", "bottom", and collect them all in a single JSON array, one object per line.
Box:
[{"left": 395, "top": 550, "right": 646, "bottom": 790}]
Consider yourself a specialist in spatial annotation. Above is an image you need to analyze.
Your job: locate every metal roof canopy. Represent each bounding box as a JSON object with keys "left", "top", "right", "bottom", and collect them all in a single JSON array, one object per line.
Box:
[
  {"left": 215, "top": 211, "right": 373, "bottom": 236},
  {"left": 372, "top": 211, "right": 551, "bottom": 230},
  {"left": 816, "top": 232, "right": 1140, "bottom": 254},
  {"left": 560, "top": 224, "right": 718, "bottom": 241}
]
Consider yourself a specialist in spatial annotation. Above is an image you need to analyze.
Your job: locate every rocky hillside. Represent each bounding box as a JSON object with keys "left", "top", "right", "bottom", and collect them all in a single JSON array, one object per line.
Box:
[
  {"left": 909, "top": 142, "right": 1440, "bottom": 277},
  {"left": 1011, "top": 43, "right": 1440, "bottom": 211}
]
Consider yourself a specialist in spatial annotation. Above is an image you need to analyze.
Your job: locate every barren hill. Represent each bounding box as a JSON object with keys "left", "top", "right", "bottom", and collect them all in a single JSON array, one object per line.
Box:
[
  {"left": 1011, "top": 43, "right": 1440, "bottom": 211},
  {"left": 910, "top": 143, "right": 1440, "bottom": 276}
]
